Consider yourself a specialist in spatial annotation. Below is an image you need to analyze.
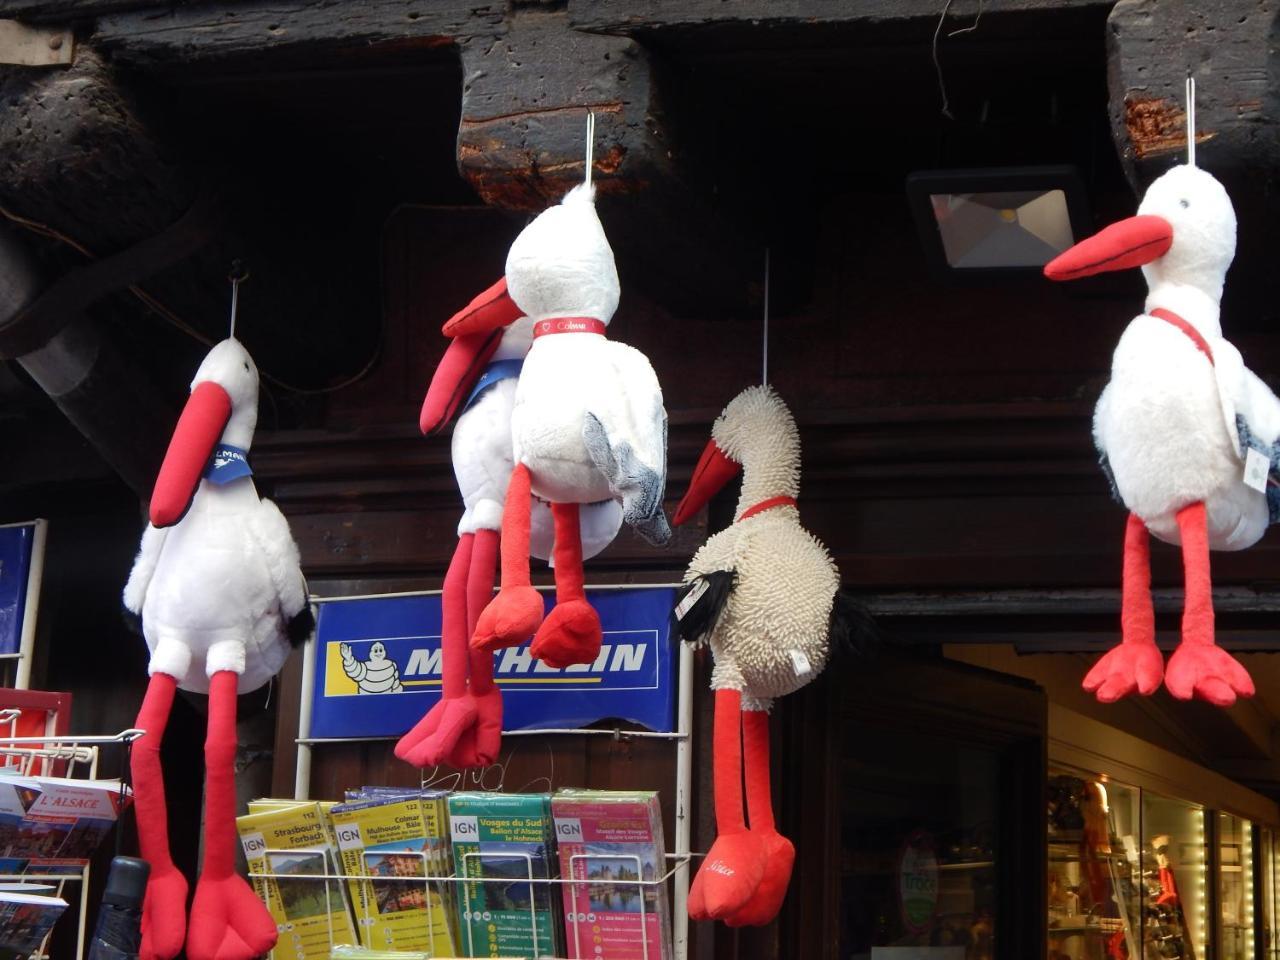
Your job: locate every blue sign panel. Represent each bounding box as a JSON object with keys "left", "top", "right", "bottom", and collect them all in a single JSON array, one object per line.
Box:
[
  {"left": 309, "top": 586, "right": 678, "bottom": 738},
  {"left": 0, "top": 525, "right": 35, "bottom": 657}
]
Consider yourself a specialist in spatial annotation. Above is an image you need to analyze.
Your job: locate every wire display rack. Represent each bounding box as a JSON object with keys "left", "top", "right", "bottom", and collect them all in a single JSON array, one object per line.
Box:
[
  {"left": 248, "top": 849, "right": 693, "bottom": 960},
  {"left": 0, "top": 727, "right": 142, "bottom": 960},
  {"left": 295, "top": 586, "right": 698, "bottom": 960}
]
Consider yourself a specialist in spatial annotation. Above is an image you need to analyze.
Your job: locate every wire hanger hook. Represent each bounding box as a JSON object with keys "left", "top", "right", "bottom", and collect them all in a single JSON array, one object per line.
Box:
[{"left": 228, "top": 259, "right": 249, "bottom": 340}]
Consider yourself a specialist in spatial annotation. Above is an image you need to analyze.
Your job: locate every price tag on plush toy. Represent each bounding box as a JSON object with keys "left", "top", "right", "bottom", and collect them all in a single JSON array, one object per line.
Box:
[
  {"left": 674, "top": 578, "right": 710, "bottom": 620},
  {"left": 789, "top": 649, "right": 812, "bottom": 678},
  {"left": 1244, "top": 447, "right": 1270, "bottom": 493}
]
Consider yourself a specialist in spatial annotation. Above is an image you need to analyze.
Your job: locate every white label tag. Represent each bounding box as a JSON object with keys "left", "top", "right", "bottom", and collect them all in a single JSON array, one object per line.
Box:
[
  {"left": 450, "top": 815, "right": 480, "bottom": 842},
  {"left": 789, "top": 649, "right": 812, "bottom": 677},
  {"left": 334, "top": 822, "right": 364, "bottom": 851},
  {"left": 555, "top": 818, "right": 583, "bottom": 843},
  {"left": 1245, "top": 447, "right": 1270, "bottom": 493},
  {"left": 674, "top": 579, "right": 711, "bottom": 620}
]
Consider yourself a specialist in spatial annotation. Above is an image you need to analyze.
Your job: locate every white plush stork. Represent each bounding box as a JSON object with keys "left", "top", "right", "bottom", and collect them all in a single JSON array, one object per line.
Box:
[
  {"left": 123, "top": 338, "right": 310, "bottom": 960},
  {"left": 671, "top": 385, "right": 859, "bottom": 927},
  {"left": 1045, "top": 162, "right": 1280, "bottom": 706},
  {"left": 452, "top": 182, "right": 672, "bottom": 670},
  {"left": 394, "top": 280, "right": 620, "bottom": 770}
]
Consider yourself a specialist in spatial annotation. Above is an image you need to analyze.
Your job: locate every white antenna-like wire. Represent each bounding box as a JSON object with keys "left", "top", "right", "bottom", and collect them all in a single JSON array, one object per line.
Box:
[
  {"left": 1185, "top": 74, "right": 1197, "bottom": 167},
  {"left": 229, "top": 276, "right": 240, "bottom": 339},
  {"left": 584, "top": 111, "right": 596, "bottom": 188},
  {"left": 228, "top": 260, "right": 248, "bottom": 340},
  {"left": 762, "top": 248, "right": 771, "bottom": 386}
]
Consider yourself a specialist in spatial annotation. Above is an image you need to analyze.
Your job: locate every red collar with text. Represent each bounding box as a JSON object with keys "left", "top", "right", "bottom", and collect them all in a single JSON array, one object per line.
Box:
[
  {"left": 1150, "top": 307, "right": 1214, "bottom": 365},
  {"left": 533, "top": 316, "right": 607, "bottom": 338},
  {"left": 737, "top": 496, "right": 797, "bottom": 522}
]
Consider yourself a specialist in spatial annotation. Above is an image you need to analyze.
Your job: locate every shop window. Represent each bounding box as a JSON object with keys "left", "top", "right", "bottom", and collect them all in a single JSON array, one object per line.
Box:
[
  {"left": 1048, "top": 770, "right": 1142, "bottom": 960},
  {"left": 1217, "top": 812, "right": 1255, "bottom": 959},
  {"left": 1144, "top": 792, "right": 1207, "bottom": 960},
  {"left": 1047, "top": 771, "right": 1209, "bottom": 960}
]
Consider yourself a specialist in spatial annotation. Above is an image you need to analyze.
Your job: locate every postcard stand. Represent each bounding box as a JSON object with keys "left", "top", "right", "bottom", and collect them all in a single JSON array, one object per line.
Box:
[
  {"left": 292, "top": 586, "right": 698, "bottom": 960},
  {"left": 249, "top": 846, "right": 694, "bottom": 960},
  {"left": 0, "top": 727, "right": 142, "bottom": 960}
]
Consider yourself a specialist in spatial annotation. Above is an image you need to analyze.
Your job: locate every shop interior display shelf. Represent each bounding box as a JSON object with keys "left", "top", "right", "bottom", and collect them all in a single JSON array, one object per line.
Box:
[
  {"left": 250, "top": 850, "right": 695, "bottom": 960},
  {"left": 0, "top": 726, "right": 143, "bottom": 960}
]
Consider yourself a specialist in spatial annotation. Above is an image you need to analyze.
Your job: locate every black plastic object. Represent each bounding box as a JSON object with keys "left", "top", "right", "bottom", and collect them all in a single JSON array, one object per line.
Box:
[{"left": 86, "top": 856, "right": 148, "bottom": 960}]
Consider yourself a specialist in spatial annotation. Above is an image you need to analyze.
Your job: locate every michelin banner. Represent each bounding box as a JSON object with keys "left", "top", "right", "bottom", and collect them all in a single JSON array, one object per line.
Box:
[{"left": 309, "top": 586, "right": 678, "bottom": 738}]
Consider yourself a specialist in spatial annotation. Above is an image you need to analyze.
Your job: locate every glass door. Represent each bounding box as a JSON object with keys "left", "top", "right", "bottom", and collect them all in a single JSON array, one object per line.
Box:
[
  {"left": 1142, "top": 792, "right": 1206, "bottom": 960},
  {"left": 822, "top": 654, "right": 1045, "bottom": 960},
  {"left": 840, "top": 726, "right": 999, "bottom": 959},
  {"left": 1047, "top": 769, "right": 1141, "bottom": 960},
  {"left": 1216, "top": 813, "right": 1255, "bottom": 960}
]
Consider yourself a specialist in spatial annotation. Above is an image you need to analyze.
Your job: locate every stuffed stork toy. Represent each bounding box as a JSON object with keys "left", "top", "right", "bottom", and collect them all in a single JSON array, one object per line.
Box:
[
  {"left": 672, "top": 385, "right": 861, "bottom": 926},
  {"left": 1045, "top": 159, "right": 1277, "bottom": 706},
  {"left": 123, "top": 337, "right": 311, "bottom": 960},
  {"left": 395, "top": 280, "right": 621, "bottom": 769},
  {"left": 450, "top": 177, "right": 672, "bottom": 669}
]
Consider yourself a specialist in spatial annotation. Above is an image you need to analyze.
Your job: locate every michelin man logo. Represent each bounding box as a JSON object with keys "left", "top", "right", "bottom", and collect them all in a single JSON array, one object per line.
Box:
[{"left": 339, "top": 641, "right": 404, "bottom": 694}]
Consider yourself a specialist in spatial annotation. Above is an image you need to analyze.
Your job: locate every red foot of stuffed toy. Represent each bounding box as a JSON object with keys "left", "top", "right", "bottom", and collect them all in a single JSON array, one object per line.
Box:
[
  {"left": 530, "top": 598, "right": 602, "bottom": 668},
  {"left": 394, "top": 696, "right": 478, "bottom": 768},
  {"left": 1165, "top": 644, "right": 1254, "bottom": 706},
  {"left": 404, "top": 688, "right": 504, "bottom": 770},
  {"left": 461, "top": 686, "right": 503, "bottom": 768},
  {"left": 185, "top": 873, "right": 277, "bottom": 960},
  {"left": 688, "top": 831, "right": 767, "bottom": 921},
  {"left": 140, "top": 863, "right": 188, "bottom": 960},
  {"left": 472, "top": 586, "right": 544, "bottom": 652},
  {"left": 724, "top": 829, "right": 794, "bottom": 928},
  {"left": 1082, "top": 643, "right": 1164, "bottom": 703}
]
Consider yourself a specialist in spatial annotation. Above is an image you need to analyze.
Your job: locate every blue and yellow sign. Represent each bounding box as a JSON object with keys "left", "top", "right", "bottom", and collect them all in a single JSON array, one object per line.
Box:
[{"left": 309, "top": 586, "right": 678, "bottom": 738}]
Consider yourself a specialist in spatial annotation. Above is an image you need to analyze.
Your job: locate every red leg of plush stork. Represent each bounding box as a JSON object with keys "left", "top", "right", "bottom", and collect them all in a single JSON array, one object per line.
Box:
[
  {"left": 186, "top": 671, "right": 278, "bottom": 960},
  {"left": 462, "top": 529, "right": 503, "bottom": 765},
  {"left": 439, "top": 528, "right": 504, "bottom": 769},
  {"left": 473, "top": 464, "right": 545, "bottom": 652},
  {"left": 1165, "top": 501, "right": 1255, "bottom": 706},
  {"left": 395, "top": 534, "right": 477, "bottom": 767},
  {"left": 530, "top": 502, "right": 602, "bottom": 668},
  {"left": 132, "top": 672, "right": 188, "bottom": 960},
  {"left": 725, "top": 709, "right": 794, "bottom": 927},
  {"left": 688, "top": 690, "right": 765, "bottom": 921},
  {"left": 1083, "top": 513, "right": 1164, "bottom": 702}
]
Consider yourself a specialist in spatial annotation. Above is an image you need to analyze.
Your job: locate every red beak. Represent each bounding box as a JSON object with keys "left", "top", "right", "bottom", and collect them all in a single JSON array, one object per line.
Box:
[
  {"left": 150, "top": 381, "right": 231, "bottom": 527},
  {"left": 1044, "top": 215, "right": 1174, "bottom": 281},
  {"left": 673, "top": 439, "right": 741, "bottom": 526},
  {"left": 441, "top": 277, "right": 522, "bottom": 337},
  {"left": 419, "top": 331, "right": 502, "bottom": 435},
  {"left": 419, "top": 277, "right": 521, "bottom": 434}
]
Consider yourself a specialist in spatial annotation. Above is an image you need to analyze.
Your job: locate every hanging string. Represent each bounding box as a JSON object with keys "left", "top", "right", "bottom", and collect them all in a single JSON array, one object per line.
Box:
[
  {"left": 762, "top": 248, "right": 771, "bottom": 386},
  {"left": 228, "top": 260, "right": 248, "bottom": 340},
  {"left": 932, "top": 0, "right": 986, "bottom": 120},
  {"left": 1185, "top": 74, "right": 1197, "bottom": 167},
  {"left": 584, "top": 112, "right": 596, "bottom": 189}
]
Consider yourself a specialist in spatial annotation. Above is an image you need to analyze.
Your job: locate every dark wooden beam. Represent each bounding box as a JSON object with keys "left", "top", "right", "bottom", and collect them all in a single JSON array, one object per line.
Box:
[
  {"left": 456, "top": 8, "right": 760, "bottom": 315},
  {"left": 1106, "top": 0, "right": 1277, "bottom": 183},
  {"left": 568, "top": 0, "right": 1112, "bottom": 34},
  {"left": 0, "top": 0, "right": 173, "bottom": 21},
  {"left": 1104, "top": 1, "right": 1280, "bottom": 336},
  {"left": 91, "top": 0, "right": 503, "bottom": 64}
]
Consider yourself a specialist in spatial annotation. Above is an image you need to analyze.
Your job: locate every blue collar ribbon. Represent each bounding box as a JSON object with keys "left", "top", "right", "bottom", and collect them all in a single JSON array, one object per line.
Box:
[
  {"left": 463, "top": 358, "right": 523, "bottom": 413},
  {"left": 203, "top": 444, "right": 253, "bottom": 484}
]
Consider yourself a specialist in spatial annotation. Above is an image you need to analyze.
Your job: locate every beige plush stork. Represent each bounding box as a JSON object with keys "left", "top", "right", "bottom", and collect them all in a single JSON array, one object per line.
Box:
[{"left": 672, "top": 385, "right": 856, "bottom": 927}]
